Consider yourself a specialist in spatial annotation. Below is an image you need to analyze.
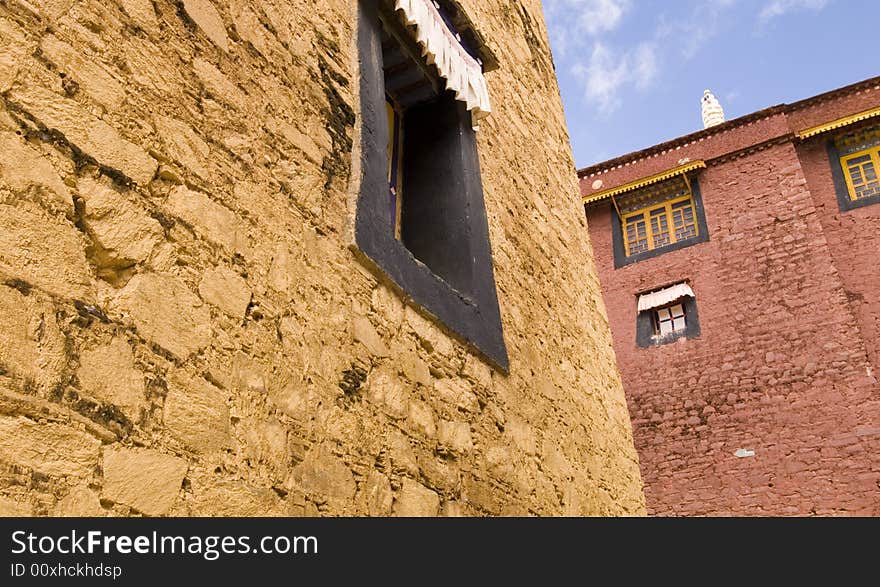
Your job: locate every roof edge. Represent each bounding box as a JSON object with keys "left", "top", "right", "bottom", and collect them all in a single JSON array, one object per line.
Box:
[
  {"left": 583, "top": 160, "right": 705, "bottom": 204},
  {"left": 578, "top": 74, "right": 880, "bottom": 178}
]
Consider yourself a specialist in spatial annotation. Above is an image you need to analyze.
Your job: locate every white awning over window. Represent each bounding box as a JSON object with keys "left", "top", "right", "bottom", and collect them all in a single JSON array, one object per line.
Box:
[
  {"left": 395, "top": 0, "right": 492, "bottom": 122},
  {"left": 638, "top": 283, "right": 695, "bottom": 312}
]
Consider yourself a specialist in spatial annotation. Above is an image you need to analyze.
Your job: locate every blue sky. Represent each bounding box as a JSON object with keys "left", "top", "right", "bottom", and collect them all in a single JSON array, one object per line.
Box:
[{"left": 543, "top": 0, "right": 880, "bottom": 168}]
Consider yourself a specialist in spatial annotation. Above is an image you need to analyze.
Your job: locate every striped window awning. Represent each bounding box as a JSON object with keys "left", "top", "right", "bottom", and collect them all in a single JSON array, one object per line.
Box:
[
  {"left": 638, "top": 283, "right": 695, "bottom": 312},
  {"left": 583, "top": 161, "right": 706, "bottom": 205},
  {"left": 797, "top": 106, "right": 880, "bottom": 140},
  {"left": 395, "top": 0, "right": 491, "bottom": 122}
]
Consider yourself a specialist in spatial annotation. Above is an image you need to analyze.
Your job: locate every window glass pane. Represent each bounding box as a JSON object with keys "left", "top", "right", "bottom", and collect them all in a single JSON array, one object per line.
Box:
[
  {"left": 670, "top": 304, "right": 684, "bottom": 318},
  {"left": 650, "top": 212, "right": 670, "bottom": 248},
  {"left": 845, "top": 151, "right": 880, "bottom": 201},
  {"left": 386, "top": 97, "right": 404, "bottom": 238},
  {"left": 672, "top": 201, "right": 698, "bottom": 241},
  {"left": 625, "top": 216, "right": 649, "bottom": 254},
  {"left": 386, "top": 100, "right": 395, "bottom": 183},
  {"left": 659, "top": 321, "right": 673, "bottom": 335},
  {"left": 672, "top": 316, "right": 687, "bottom": 331},
  {"left": 657, "top": 308, "right": 671, "bottom": 320}
]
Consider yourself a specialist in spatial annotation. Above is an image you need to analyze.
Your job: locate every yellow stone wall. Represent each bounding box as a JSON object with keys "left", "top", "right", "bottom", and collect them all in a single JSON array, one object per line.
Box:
[{"left": 0, "top": 0, "right": 645, "bottom": 516}]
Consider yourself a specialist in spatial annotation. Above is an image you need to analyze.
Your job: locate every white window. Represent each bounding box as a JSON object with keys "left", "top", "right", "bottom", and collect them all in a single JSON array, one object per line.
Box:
[
  {"left": 654, "top": 303, "right": 687, "bottom": 336},
  {"left": 636, "top": 282, "right": 696, "bottom": 346}
]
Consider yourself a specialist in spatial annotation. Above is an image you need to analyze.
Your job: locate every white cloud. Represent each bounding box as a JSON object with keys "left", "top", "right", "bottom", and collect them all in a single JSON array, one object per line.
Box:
[
  {"left": 633, "top": 43, "right": 659, "bottom": 90},
  {"left": 656, "top": 0, "right": 739, "bottom": 59},
  {"left": 759, "top": 0, "right": 829, "bottom": 22},
  {"left": 546, "top": 0, "right": 631, "bottom": 36},
  {"left": 572, "top": 41, "right": 658, "bottom": 115},
  {"left": 546, "top": 1, "right": 741, "bottom": 117},
  {"left": 545, "top": 0, "right": 631, "bottom": 56},
  {"left": 575, "top": 0, "right": 631, "bottom": 36}
]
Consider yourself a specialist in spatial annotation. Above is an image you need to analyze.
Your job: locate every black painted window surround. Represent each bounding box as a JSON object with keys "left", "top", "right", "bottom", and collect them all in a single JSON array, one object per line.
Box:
[
  {"left": 827, "top": 134, "right": 880, "bottom": 212},
  {"left": 636, "top": 296, "right": 701, "bottom": 348},
  {"left": 609, "top": 176, "right": 711, "bottom": 269},
  {"left": 353, "top": 0, "right": 508, "bottom": 371}
]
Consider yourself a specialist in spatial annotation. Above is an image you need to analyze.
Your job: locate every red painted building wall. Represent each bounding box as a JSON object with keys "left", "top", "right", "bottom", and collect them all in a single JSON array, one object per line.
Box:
[{"left": 581, "top": 79, "right": 880, "bottom": 516}]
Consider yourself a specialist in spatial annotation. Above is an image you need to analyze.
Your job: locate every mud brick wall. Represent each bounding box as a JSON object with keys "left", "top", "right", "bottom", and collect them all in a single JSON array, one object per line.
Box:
[
  {"left": 796, "top": 139, "right": 880, "bottom": 378},
  {"left": 585, "top": 137, "right": 880, "bottom": 516},
  {"left": 0, "top": 0, "right": 645, "bottom": 516}
]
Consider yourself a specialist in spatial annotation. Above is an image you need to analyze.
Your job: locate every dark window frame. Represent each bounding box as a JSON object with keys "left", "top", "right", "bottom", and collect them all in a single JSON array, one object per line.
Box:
[
  {"left": 827, "top": 136, "right": 880, "bottom": 212},
  {"left": 354, "top": 0, "right": 508, "bottom": 371},
  {"left": 608, "top": 175, "right": 710, "bottom": 269},
  {"left": 636, "top": 296, "right": 701, "bottom": 348}
]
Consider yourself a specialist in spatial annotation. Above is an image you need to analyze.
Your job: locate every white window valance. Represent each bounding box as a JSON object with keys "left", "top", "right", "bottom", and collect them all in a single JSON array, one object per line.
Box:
[
  {"left": 394, "top": 0, "right": 492, "bottom": 123},
  {"left": 638, "top": 283, "right": 695, "bottom": 312}
]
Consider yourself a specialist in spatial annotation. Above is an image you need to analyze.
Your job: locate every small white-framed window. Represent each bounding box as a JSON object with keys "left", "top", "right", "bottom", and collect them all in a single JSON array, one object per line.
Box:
[
  {"left": 636, "top": 282, "right": 700, "bottom": 347},
  {"left": 654, "top": 303, "right": 687, "bottom": 336}
]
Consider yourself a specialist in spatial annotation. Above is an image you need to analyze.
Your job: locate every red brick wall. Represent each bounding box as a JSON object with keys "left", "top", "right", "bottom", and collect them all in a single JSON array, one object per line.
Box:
[
  {"left": 586, "top": 142, "right": 880, "bottom": 516},
  {"left": 797, "top": 138, "right": 880, "bottom": 377}
]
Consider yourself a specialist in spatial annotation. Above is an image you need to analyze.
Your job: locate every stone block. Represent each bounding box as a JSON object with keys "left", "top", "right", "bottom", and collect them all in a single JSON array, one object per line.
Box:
[
  {"left": 53, "top": 485, "right": 104, "bottom": 517},
  {"left": 270, "top": 380, "right": 319, "bottom": 423},
  {"left": 77, "top": 337, "right": 146, "bottom": 421},
  {"left": 366, "top": 365, "right": 408, "bottom": 419},
  {"left": 110, "top": 273, "right": 212, "bottom": 359},
  {"left": 0, "top": 285, "right": 66, "bottom": 391},
  {"left": 101, "top": 447, "right": 187, "bottom": 516},
  {"left": 400, "top": 350, "right": 432, "bottom": 387},
  {"left": 198, "top": 266, "right": 251, "bottom": 319},
  {"left": 39, "top": 34, "right": 125, "bottom": 111},
  {"left": 361, "top": 470, "right": 393, "bottom": 517},
  {"left": 505, "top": 417, "right": 537, "bottom": 456},
  {"left": 181, "top": 0, "right": 230, "bottom": 52},
  {"left": 438, "top": 420, "right": 473, "bottom": 454},
  {"left": 0, "top": 18, "right": 31, "bottom": 92},
  {"left": 119, "top": 0, "right": 158, "bottom": 29},
  {"left": 393, "top": 478, "right": 440, "bottom": 517},
  {"left": 190, "top": 479, "right": 282, "bottom": 516},
  {"left": 434, "top": 378, "right": 479, "bottom": 413},
  {"left": 154, "top": 116, "right": 211, "bottom": 179},
  {"left": 22, "top": 0, "right": 74, "bottom": 19},
  {"left": 387, "top": 430, "right": 418, "bottom": 476},
  {"left": 78, "top": 176, "right": 162, "bottom": 266},
  {"left": 407, "top": 399, "right": 437, "bottom": 439},
  {"left": 164, "top": 370, "right": 231, "bottom": 454},
  {"left": 166, "top": 186, "right": 243, "bottom": 252},
  {"left": 353, "top": 315, "right": 389, "bottom": 357},
  {"left": 192, "top": 58, "right": 247, "bottom": 110},
  {"left": 0, "top": 496, "right": 32, "bottom": 516},
  {"left": 230, "top": 0, "right": 274, "bottom": 57},
  {"left": 0, "top": 200, "right": 93, "bottom": 300},
  {"left": 287, "top": 444, "right": 356, "bottom": 502},
  {"left": 0, "top": 130, "right": 70, "bottom": 214},
  {"left": 7, "top": 83, "right": 157, "bottom": 184},
  {"left": 0, "top": 416, "right": 101, "bottom": 478},
  {"left": 243, "top": 418, "right": 289, "bottom": 475}
]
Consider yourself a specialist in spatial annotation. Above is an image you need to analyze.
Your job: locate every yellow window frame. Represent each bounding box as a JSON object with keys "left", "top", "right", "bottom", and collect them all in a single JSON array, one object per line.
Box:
[
  {"left": 386, "top": 97, "right": 405, "bottom": 239},
  {"left": 621, "top": 194, "right": 699, "bottom": 257},
  {"left": 840, "top": 145, "right": 880, "bottom": 202}
]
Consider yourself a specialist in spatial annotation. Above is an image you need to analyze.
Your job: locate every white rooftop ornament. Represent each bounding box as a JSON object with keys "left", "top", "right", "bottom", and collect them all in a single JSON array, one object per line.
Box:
[
  {"left": 395, "top": 0, "right": 491, "bottom": 125},
  {"left": 701, "top": 89, "right": 725, "bottom": 129}
]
